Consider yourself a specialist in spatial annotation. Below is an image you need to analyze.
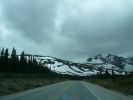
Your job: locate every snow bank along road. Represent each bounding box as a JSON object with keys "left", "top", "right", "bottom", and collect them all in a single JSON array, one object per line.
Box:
[{"left": 0, "top": 81, "right": 133, "bottom": 100}]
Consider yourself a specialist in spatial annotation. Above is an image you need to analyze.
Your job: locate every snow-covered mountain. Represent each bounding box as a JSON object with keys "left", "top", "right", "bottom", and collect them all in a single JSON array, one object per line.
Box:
[
  {"left": 86, "top": 54, "right": 133, "bottom": 75},
  {"left": 33, "top": 54, "right": 133, "bottom": 76},
  {"left": 35, "top": 56, "right": 97, "bottom": 76}
]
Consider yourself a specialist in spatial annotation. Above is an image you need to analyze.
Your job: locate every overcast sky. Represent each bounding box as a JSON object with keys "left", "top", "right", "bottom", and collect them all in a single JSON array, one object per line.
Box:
[{"left": 0, "top": 0, "right": 133, "bottom": 61}]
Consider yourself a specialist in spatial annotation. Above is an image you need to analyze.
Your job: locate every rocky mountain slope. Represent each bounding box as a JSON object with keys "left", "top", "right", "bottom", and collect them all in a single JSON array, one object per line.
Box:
[{"left": 33, "top": 54, "right": 133, "bottom": 76}]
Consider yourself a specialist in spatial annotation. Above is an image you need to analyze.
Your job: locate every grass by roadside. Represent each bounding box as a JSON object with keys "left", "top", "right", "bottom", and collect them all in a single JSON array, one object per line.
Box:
[
  {"left": 0, "top": 73, "right": 65, "bottom": 96},
  {"left": 86, "top": 76, "right": 133, "bottom": 95}
]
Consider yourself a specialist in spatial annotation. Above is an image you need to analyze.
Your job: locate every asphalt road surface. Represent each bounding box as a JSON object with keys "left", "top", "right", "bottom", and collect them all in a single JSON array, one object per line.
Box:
[{"left": 0, "top": 81, "right": 133, "bottom": 100}]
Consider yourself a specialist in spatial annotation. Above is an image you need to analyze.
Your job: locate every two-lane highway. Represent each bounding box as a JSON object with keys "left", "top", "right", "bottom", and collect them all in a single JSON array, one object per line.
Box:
[
  {"left": 0, "top": 81, "right": 132, "bottom": 100},
  {"left": 57, "top": 81, "right": 97, "bottom": 100}
]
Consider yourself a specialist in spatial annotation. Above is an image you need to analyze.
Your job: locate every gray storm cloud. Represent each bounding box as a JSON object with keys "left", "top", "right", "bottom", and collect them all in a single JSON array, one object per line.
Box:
[
  {"left": 1, "top": 0, "right": 57, "bottom": 42},
  {"left": 0, "top": 0, "right": 133, "bottom": 60}
]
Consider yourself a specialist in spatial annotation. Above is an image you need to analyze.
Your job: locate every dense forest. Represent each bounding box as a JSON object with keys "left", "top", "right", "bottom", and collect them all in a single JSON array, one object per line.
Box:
[
  {"left": 0, "top": 48, "right": 50, "bottom": 73},
  {"left": 0, "top": 48, "right": 87, "bottom": 80}
]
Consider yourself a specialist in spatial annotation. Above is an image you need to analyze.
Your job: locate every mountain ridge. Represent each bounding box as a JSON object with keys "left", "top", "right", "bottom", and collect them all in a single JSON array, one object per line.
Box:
[{"left": 33, "top": 54, "right": 133, "bottom": 76}]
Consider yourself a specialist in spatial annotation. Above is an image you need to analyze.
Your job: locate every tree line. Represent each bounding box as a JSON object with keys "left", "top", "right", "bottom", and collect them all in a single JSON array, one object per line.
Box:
[
  {"left": 0, "top": 48, "right": 51, "bottom": 73},
  {"left": 0, "top": 48, "right": 89, "bottom": 80}
]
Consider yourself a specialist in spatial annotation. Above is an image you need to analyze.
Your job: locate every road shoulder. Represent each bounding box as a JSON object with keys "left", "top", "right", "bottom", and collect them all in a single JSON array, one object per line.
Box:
[{"left": 82, "top": 81, "right": 133, "bottom": 100}]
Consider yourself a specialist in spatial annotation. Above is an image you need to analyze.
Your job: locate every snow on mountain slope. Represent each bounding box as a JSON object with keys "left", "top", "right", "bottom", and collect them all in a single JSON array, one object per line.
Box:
[
  {"left": 33, "top": 54, "right": 133, "bottom": 76},
  {"left": 87, "top": 54, "right": 133, "bottom": 75},
  {"left": 35, "top": 56, "right": 97, "bottom": 76}
]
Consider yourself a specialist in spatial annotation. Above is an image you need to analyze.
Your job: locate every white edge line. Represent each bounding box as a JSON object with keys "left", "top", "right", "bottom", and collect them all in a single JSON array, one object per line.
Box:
[{"left": 81, "top": 81, "right": 103, "bottom": 100}]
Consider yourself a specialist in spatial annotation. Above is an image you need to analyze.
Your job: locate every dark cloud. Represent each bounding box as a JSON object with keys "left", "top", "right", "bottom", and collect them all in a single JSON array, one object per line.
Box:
[
  {"left": 0, "top": 0, "right": 133, "bottom": 60},
  {"left": 1, "top": 0, "right": 57, "bottom": 42},
  {"left": 58, "top": 0, "right": 133, "bottom": 58}
]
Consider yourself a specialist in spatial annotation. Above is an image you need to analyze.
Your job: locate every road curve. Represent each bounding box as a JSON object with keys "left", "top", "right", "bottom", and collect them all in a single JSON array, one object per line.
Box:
[{"left": 0, "top": 81, "right": 132, "bottom": 100}]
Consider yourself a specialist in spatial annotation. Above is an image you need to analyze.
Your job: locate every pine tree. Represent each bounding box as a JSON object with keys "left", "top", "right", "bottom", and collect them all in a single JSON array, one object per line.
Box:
[
  {"left": 0, "top": 48, "right": 5, "bottom": 72},
  {"left": 98, "top": 67, "right": 103, "bottom": 76},
  {"left": 20, "top": 51, "right": 27, "bottom": 72},
  {"left": 0, "top": 48, "right": 4, "bottom": 57},
  {"left": 104, "top": 69, "right": 110, "bottom": 78},
  {"left": 10, "top": 47, "right": 19, "bottom": 72},
  {"left": 4, "top": 48, "right": 9, "bottom": 72},
  {"left": 112, "top": 68, "right": 114, "bottom": 77}
]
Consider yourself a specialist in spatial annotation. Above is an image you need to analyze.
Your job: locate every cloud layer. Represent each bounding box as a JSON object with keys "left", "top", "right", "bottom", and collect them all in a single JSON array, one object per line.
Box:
[{"left": 0, "top": 0, "right": 133, "bottom": 61}]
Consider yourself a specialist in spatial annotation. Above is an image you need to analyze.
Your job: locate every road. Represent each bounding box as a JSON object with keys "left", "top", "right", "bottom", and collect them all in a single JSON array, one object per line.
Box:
[{"left": 0, "top": 81, "right": 132, "bottom": 100}]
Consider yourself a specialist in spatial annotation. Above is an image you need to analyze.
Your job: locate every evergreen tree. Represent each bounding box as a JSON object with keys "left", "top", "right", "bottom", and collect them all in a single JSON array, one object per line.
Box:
[
  {"left": 4, "top": 48, "right": 9, "bottom": 72},
  {"left": 20, "top": 51, "right": 27, "bottom": 72},
  {"left": 20, "top": 51, "right": 26, "bottom": 63},
  {"left": 104, "top": 69, "right": 110, "bottom": 77},
  {"left": 0, "top": 48, "right": 4, "bottom": 57},
  {"left": 11, "top": 48, "right": 17, "bottom": 60},
  {"left": 98, "top": 67, "right": 103, "bottom": 75},
  {"left": 10, "top": 47, "right": 19, "bottom": 72},
  {"left": 112, "top": 68, "right": 114, "bottom": 77},
  {"left": 0, "top": 48, "right": 4, "bottom": 72}
]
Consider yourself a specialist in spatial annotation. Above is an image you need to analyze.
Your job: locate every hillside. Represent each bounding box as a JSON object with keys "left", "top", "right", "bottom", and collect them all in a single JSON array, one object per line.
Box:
[{"left": 33, "top": 54, "right": 133, "bottom": 76}]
